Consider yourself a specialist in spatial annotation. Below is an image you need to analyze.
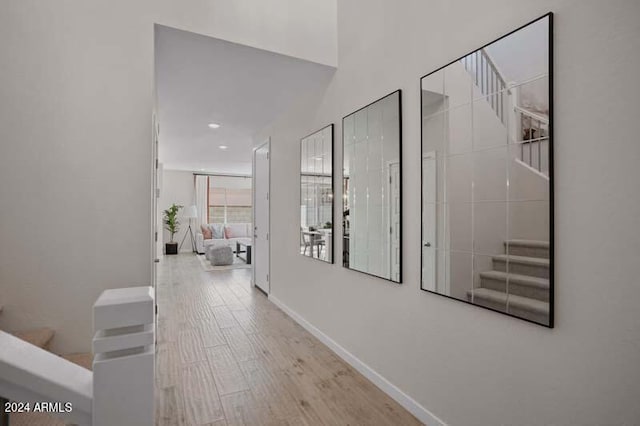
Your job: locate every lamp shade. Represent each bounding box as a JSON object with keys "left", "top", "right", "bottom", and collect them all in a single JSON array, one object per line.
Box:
[{"left": 183, "top": 205, "right": 198, "bottom": 218}]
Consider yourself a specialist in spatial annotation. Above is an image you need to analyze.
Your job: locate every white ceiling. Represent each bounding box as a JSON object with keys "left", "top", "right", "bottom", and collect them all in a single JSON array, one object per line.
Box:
[{"left": 155, "top": 25, "right": 336, "bottom": 175}]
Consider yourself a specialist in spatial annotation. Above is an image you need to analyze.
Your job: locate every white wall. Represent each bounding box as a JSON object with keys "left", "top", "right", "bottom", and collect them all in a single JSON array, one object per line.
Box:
[
  {"left": 486, "top": 17, "right": 549, "bottom": 112},
  {"left": 259, "top": 0, "right": 640, "bottom": 424},
  {"left": 155, "top": 0, "right": 337, "bottom": 66},
  {"left": 158, "top": 170, "right": 195, "bottom": 253},
  {"left": 209, "top": 175, "right": 252, "bottom": 189},
  {"left": 0, "top": 0, "right": 337, "bottom": 353}
]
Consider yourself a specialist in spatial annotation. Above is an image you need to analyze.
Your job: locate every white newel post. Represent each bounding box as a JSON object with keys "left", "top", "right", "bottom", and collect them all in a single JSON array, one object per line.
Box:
[{"left": 92, "top": 287, "right": 155, "bottom": 426}]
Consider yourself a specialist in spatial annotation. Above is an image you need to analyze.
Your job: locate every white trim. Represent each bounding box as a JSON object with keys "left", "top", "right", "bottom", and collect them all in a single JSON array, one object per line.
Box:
[
  {"left": 514, "top": 105, "right": 549, "bottom": 124},
  {"left": 268, "top": 295, "right": 447, "bottom": 426},
  {"left": 514, "top": 158, "right": 550, "bottom": 181}
]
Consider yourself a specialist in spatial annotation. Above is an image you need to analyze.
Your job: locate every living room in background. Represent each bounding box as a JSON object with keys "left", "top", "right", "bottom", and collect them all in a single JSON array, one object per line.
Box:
[
  {"left": 194, "top": 174, "right": 254, "bottom": 265},
  {"left": 300, "top": 124, "right": 334, "bottom": 263},
  {"left": 209, "top": 175, "right": 253, "bottom": 223}
]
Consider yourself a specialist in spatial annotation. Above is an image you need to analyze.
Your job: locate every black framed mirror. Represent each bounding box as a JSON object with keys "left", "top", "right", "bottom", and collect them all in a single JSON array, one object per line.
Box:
[
  {"left": 300, "top": 124, "right": 334, "bottom": 263},
  {"left": 343, "top": 90, "right": 402, "bottom": 283},
  {"left": 420, "top": 14, "right": 553, "bottom": 326}
]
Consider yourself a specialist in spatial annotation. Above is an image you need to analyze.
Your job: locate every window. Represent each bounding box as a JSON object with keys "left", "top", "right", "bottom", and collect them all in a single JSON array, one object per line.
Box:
[{"left": 208, "top": 177, "right": 252, "bottom": 223}]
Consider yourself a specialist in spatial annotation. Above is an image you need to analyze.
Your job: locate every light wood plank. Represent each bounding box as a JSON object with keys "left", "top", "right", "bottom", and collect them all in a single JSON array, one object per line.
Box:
[
  {"left": 205, "top": 345, "right": 250, "bottom": 396},
  {"left": 157, "top": 341, "right": 180, "bottom": 388},
  {"left": 221, "top": 326, "right": 260, "bottom": 362},
  {"left": 155, "top": 386, "right": 186, "bottom": 426},
  {"left": 213, "top": 305, "right": 240, "bottom": 329},
  {"left": 199, "top": 318, "right": 227, "bottom": 348},
  {"left": 178, "top": 328, "right": 206, "bottom": 364},
  {"left": 182, "top": 362, "right": 225, "bottom": 424},
  {"left": 245, "top": 332, "right": 293, "bottom": 371},
  {"left": 203, "top": 420, "right": 228, "bottom": 426},
  {"left": 216, "top": 287, "right": 246, "bottom": 311},
  {"left": 231, "top": 308, "right": 259, "bottom": 335},
  {"left": 220, "top": 390, "right": 271, "bottom": 426},
  {"left": 239, "top": 358, "right": 302, "bottom": 420}
]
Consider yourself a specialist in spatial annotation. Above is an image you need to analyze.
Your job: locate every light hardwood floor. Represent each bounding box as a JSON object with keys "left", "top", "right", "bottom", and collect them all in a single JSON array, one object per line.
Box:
[{"left": 156, "top": 254, "right": 423, "bottom": 426}]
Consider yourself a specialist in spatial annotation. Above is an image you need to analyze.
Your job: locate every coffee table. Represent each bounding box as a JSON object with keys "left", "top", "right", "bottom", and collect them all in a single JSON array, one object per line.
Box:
[{"left": 235, "top": 240, "right": 252, "bottom": 264}]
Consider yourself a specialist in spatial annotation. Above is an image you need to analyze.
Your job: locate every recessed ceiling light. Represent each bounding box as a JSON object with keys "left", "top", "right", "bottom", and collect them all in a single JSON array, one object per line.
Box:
[
  {"left": 219, "top": 145, "right": 228, "bottom": 150},
  {"left": 199, "top": 168, "right": 205, "bottom": 171},
  {"left": 208, "top": 123, "right": 220, "bottom": 129}
]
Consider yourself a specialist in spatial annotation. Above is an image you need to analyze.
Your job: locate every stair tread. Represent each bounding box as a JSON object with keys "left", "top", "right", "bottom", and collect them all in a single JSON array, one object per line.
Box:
[
  {"left": 9, "top": 411, "right": 66, "bottom": 426},
  {"left": 505, "top": 239, "right": 549, "bottom": 248},
  {"left": 469, "top": 288, "right": 549, "bottom": 314},
  {"left": 492, "top": 254, "right": 550, "bottom": 267},
  {"left": 62, "top": 352, "right": 93, "bottom": 371},
  {"left": 479, "top": 270, "right": 549, "bottom": 288},
  {"left": 13, "top": 327, "right": 55, "bottom": 349}
]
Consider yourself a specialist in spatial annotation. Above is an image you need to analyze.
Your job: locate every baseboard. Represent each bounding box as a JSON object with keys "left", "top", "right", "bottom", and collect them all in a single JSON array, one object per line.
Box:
[{"left": 268, "top": 295, "right": 446, "bottom": 426}]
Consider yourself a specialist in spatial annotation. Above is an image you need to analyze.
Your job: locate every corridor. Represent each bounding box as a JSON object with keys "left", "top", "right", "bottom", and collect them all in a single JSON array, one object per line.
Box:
[{"left": 155, "top": 254, "right": 422, "bottom": 425}]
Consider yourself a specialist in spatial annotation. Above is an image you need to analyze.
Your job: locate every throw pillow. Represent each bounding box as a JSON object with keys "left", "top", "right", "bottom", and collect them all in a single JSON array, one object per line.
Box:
[
  {"left": 211, "top": 223, "right": 225, "bottom": 239},
  {"left": 201, "top": 225, "right": 212, "bottom": 240},
  {"left": 225, "top": 223, "right": 247, "bottom": 239}
]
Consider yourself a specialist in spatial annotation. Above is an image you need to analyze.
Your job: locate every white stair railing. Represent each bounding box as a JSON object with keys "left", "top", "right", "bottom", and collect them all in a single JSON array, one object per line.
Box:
[
  {"left": 0, "top": 286, "right": 155, "bottom": 426},
  {"left": 92, "top": 286, "right": 155, "bottom": 426},
  {"left": 0, "top": 331, "right": 93, "bottom": 425},
  {"left": 514, "top": 101, "right": 550, "bottom": 176},
  {"left": 461, "top": 50, "right": 550, "bottom": 177},
  {"left": 461, "top": 48, "right": 507, "bottom": 123}
]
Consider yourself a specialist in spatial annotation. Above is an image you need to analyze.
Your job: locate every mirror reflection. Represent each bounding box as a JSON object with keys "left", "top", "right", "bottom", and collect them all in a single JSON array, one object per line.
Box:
[
  {"left": 300, "top": 124, "right": 333, "bottom": 262},
  {"left": 343, "top": 91, "right": 402, "bottom": 282},
  {"left": 420, "top": 15, "right": 552, "bottom": 326}
]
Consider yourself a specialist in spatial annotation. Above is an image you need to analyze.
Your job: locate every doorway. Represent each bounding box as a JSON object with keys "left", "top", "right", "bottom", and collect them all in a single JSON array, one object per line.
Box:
[
  {"left": 253, "top": 139, "right": 270, "bottom": 294},
  {"left": 422, "top": 152, "right": 437, "bottom": 291}
]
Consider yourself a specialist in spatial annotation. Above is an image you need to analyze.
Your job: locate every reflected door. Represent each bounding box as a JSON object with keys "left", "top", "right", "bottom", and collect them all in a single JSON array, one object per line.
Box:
[{"left": 422, "top": 154, "right": 436, "bottom": 291}]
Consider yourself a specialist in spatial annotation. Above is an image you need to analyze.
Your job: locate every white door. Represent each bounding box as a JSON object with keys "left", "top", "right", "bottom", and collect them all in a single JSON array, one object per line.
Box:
[
  {"left": 389, "top": 162, "right": 401, "bottom": 282},
  {"left": 152, "top": 115, "right": 160, "bottom": 337},
  {"left": 422, "top": 153, "right": 436, "bottom": 291},
  {"left": 253, "top": 140, "right": 270, "bottom": 294}
]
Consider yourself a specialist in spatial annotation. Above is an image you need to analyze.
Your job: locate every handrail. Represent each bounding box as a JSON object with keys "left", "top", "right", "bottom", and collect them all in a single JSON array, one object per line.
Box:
[
  {"left": 92, "top": 286, "right": 155, "bottom": 426},
  {"left": 460, "top": 49, "right": 549, "bottom": 176},
  {"left": 0, "top": 286, "right": 155, "bottom": 426},
  {"left": 461, "top": 48, "right": 507, "bottom": 123},
  {"left": 514, "top": 105, "right": 549, "bottom": 124},
  {"left": 516, "top": 104, "right": 549, "bottom": 175},
  {"left": 0, "top": 331, "right": 93, "bottom": 425},
  {"left": 514, "top": 158, "right": 550, "bottom": 181}
]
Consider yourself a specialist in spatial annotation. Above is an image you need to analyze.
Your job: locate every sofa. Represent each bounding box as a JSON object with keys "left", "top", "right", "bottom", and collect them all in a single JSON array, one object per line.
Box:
[{"left": 196, "top": 223, "right": 253, "bottom": 255}]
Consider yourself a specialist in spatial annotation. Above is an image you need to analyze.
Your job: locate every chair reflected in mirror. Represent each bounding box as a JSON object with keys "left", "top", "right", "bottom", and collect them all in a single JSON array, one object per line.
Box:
[
  {"left": 301, "top": 228, "right": 328, "bottom": 260},
  {"left": 300, "top": 124, "right": 334, "bottom": 263}
]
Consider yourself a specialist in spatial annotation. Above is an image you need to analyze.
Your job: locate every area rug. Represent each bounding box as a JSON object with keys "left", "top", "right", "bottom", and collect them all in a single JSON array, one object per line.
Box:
[{"left": 198, "top": 254, "right": 252, "bottom": 271}]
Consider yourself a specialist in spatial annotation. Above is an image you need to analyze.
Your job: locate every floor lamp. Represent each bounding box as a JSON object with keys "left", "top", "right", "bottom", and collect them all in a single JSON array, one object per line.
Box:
[{"left": 179, "top": 205, "right": 198, "bottom": 253}]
